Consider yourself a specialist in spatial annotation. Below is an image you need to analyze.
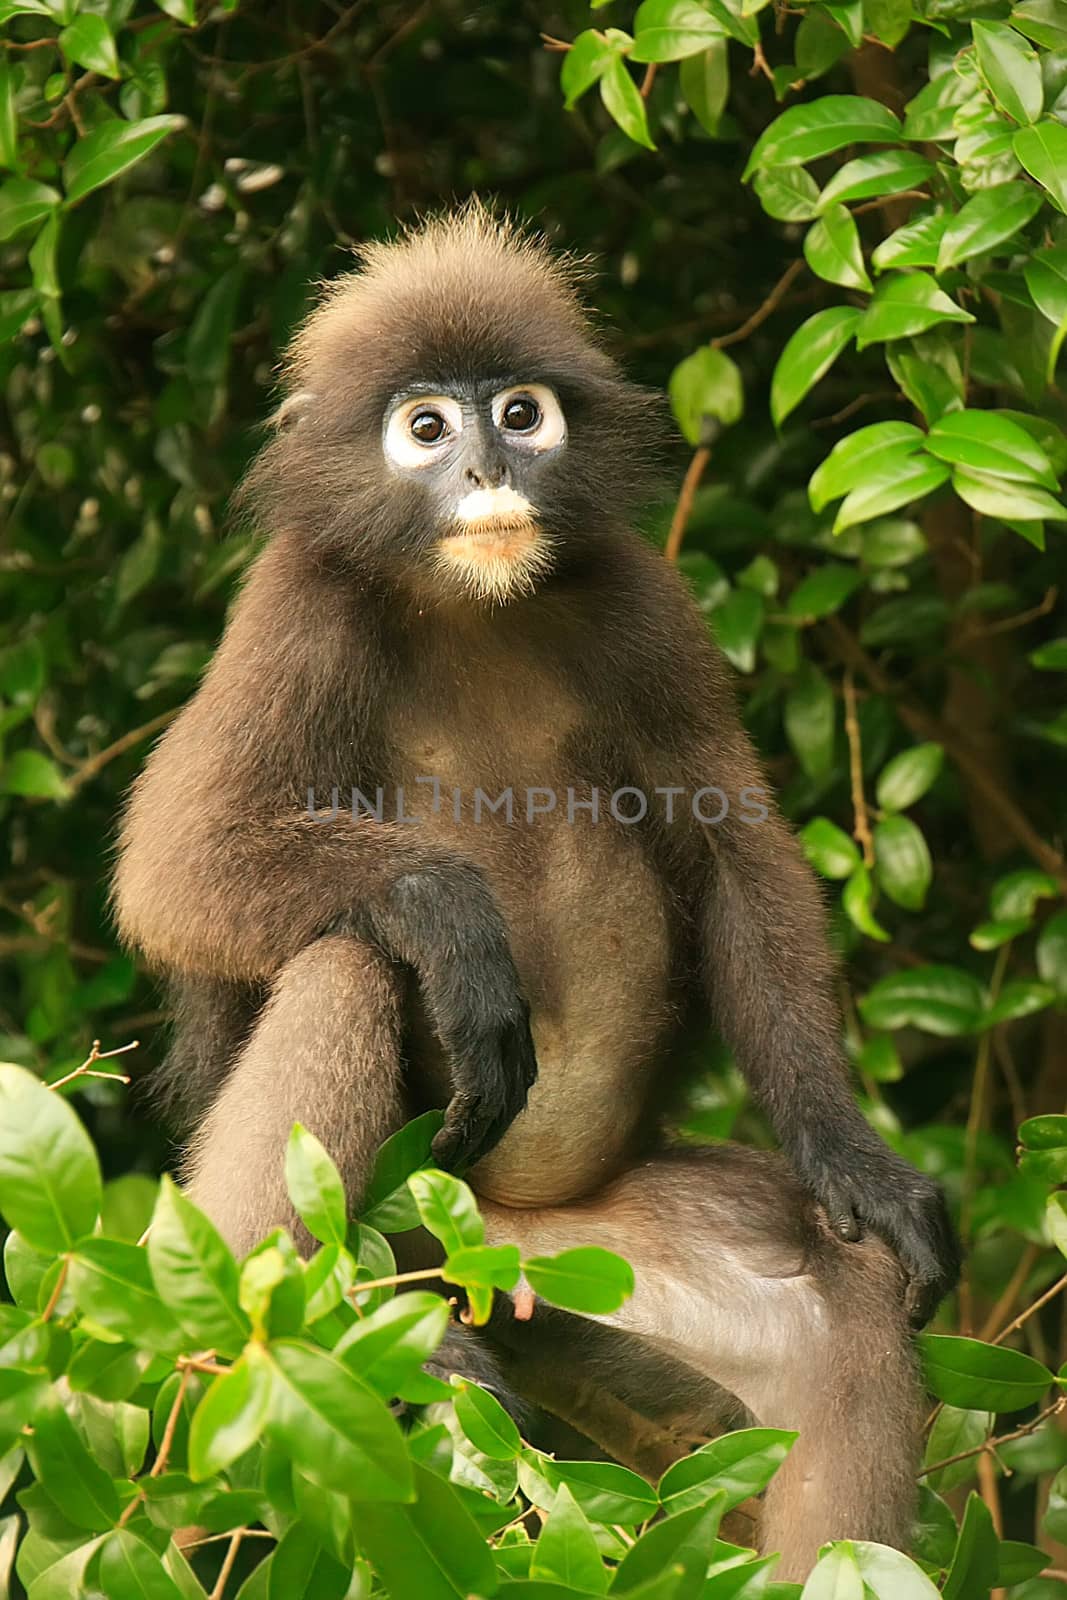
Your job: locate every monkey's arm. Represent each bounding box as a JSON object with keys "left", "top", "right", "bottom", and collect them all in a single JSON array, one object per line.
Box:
[{"left": 113, "top": 541, "right": 535, "bottom": 1172}]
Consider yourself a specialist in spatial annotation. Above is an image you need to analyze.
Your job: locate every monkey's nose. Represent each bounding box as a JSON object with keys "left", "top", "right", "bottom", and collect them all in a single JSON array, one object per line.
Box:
[{"left": 465, "top": 463, "right": 508, "bottom": 490}]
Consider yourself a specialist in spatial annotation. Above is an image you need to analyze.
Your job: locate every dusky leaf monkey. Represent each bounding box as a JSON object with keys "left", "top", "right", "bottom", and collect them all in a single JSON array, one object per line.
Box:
[{"left": 113, "top": 205, "right": 952, "bottom": 1566}]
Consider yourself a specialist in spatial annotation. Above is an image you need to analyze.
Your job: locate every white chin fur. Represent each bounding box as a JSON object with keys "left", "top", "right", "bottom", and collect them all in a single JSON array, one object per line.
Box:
[
  {"left": 435, "top": 510, "right": 553, "bottom": 604},
  {"left": 454, "top": 485, "right": 533, "bottom": 523}
]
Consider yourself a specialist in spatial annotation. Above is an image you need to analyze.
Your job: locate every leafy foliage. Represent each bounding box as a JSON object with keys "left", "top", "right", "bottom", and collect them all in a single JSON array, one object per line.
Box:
[{"left": 2, "top": 0, "right": 1067, "bottom": 1592}]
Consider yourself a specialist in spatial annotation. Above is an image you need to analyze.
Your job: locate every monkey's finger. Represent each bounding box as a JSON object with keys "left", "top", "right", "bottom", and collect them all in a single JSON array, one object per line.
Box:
[{"left": 832, "top": 1211, "right": 862, "bottom": 1243}]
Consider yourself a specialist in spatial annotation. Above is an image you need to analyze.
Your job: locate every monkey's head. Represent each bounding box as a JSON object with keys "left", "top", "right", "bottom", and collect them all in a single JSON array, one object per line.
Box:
[{"left": 243, "top": 204, "right": 661, "bottom": 604}]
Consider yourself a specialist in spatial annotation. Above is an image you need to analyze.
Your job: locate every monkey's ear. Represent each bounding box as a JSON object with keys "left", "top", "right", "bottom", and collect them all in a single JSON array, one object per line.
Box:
[{"left": 270, "top": 390, "right": 316, "bottom": 431}]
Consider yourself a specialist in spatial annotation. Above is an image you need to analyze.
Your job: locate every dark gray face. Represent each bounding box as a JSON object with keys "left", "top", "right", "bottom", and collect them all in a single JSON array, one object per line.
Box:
[{"left": 381, "top": 376, "right": 567, "bottom": 528}]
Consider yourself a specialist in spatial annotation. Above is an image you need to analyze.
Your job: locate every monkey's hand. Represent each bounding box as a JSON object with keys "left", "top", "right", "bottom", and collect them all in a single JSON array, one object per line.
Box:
[
  {"left": 363, "top": 863, "right": 538, "bottom": 1172},
  {"left": 812, "top": 1144, "right": 960, "bottom": 1328}
]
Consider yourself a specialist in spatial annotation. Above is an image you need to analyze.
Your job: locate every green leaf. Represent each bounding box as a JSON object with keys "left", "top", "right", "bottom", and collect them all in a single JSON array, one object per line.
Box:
[
  {"left": 872, "top": 212, "right": 948, "bottom": 273},
  {"left": 561, "top": 30, "right": 621, "bottom": 107},
  {"left": 818, "top": 150, "right": 934, "bottom": 208},
  {"left": 59, "top": 15, "right": 120, "bottom": 78},
  {"left": 854, "top": 1541, "right": 942, "bottom": 1598},
  {"left": 452, "top": 1378, "right": 523, "bottom": 1460},
  {"left": 1011, "top": 0, "right": 1067, "bottom": 49},
  {"left": 0, "top": 1062, "right": 101, "bottom": 1251},
  {"left": 952, "top": 467, "right": 1067, "bottom": 523},
  {"left": 658, "top": 1428, "right": 796, "bottom": 1514},
  {"left": 936, "top": 182, "right": 1043, "bottom": 271},
  {"left": 529, "top": 1482, "right": 607, "bottom": 1591},
  {"left": 799, "top": 816, "right": 860, "bottom": 879},
  {"left": 614, "top": 1501, "right": 725, "bottom": 1595},
  {"left": 1024, "top": 243, "right": 1067, "bottom": 375},
  {"left": 186, "top": 267, "right": 243, "bottom": 393},
  {"left": 631, "top": 0, "right": 725, "bottom": 61},
  {"left": 874, "top": 815, "right": 932, "bottom": 910},
  {"left": 97, "top": 1530, "right": 185, "bottom": 1600},
  {"left": 0, "top": 59, "right": 16, "bottom": 171},
  {"left": 924, "top": 1405, "right": 993, "bottom": 1492},
  {"left": 876, "top": 743, "right": 944, "bottom": 811},
  {"left": 770, "top": 307, "right": 861, "bottom": 426},
  {"left": 926, "top": 409, "right": 1059, "bottom": 487},
  {"left": 710, "top": 588, "right": 763, "bottom": 674},
  {"left": 865, "top": 0, "right": 912, "bottom": 48},
  {"left": 147, "top": 1177, "right": 251, "bottom": 1357},
  {"left": 285, "top": 1124, "right": 348, "bottom": 1248},
  {"left": 336, "top": 1292, "right": 451, "bottom": 1397},
  {"left": 524, "top": 1247, "right": 634, "bottom": 1313},
  {"left": 266, "top": 1339, "right": 414, "bottom": 1500},
  {"left": 810, "top": 423, "right": 924, "bottom": 511},
  {"left": 267, "top": 1523, "right": 351, "bottom": 1600},
  {"left": 679, "top": 41, "right": 729, "bottom": 134},
  {"left": 408, "top": 1169, "right": 484, "bottom": 1255},
  {"left": 70, "top": 1237, "right": 185, "bottom": 1354},
  {"left": 970, "top": 915, "right": 1030, "bottom": 950},
  {"left": 784, "top": 662, "right": 835, "bottom": 779},
  {"left": 904, "top": 71, "right": 972, "bottom": 141},
  {"left": 63, "top": 115, "right": 186, "bottom": 205},
  {"left": 982, "top": 979, "right": 1055, "bottom": 1026},
  {"left": 753, "top": 166, "right": 822, "bottom": 221},
  {"left": 360, "top": 1110, "right": 442, "bottom": 1232},
  {"left": 349, "top": 1462, "right": 497, "bottom": 1599},
  {"left": 833, "top": 453, "right": 951, "bottom": 534},
  {"left": 0, "top": 179, "right": 60, "bottom": 243},
  {"left": 862, "top": 516, "right": 927, "bottom": 566},
  {"left": 2, "top": 748, "right": 68, "bottom": 799},
  {"left": 860, "top": 965, "right": 985, "bottom": 1035},
  {"left": 669, "top": 347, "right": 743, "bottom": 443},
  {"left": 1013, "top": 119, "right": 1067, "bottom": 211},
  {"left": 188, "top": 1351, "right": 272, "bottom": 1479},
  {"left": 887, "top": 337, "right": 965, "bottom": 425},
  {"left": 856, "top": 273, "right": 974, "bottom": 351},
  {"left": 25, "top": 1397, "right": 120, "bottom": 1531},
  {"left": 921, "top": 1334, "right": 1053, "bottom": 1411},
  {"left": 744, "top": 96, "right": 902, "bottom": 176},
  {"left": 787, "top": 561, "right": 863, "bottom": 619},
  {"left": 530, "top": 1455, "right": 660, "bottom": 1525},
  {"left": 600, "top": 59, "right": 655, "bottom": 151},
  {"left": 442, "top": 1242, "right": 521, "bottom": 1291},
  {"left": 1030, "top": 637, "right": 1067, "bottom": 669},
  {"left": 973, "top": 19, "right": 1043, "bottom": 125},
  {"left": 843, "top": 863, "right": 891, "bottom": 943},
  {"left": 803, "top": 205, "right": 871, "bottom": 293},
  {"left": 799, "top": 1543, "right": 863, "bottom": 1599},
  {"left": 1037, "top": 910, "right": 1067, "bottom": 999}
]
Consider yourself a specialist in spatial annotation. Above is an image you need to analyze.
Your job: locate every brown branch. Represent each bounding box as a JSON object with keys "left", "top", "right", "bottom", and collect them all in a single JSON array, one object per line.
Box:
[
  {"left": 843, "top": 670, "right": 874, "bottom": 868},
  {"left": 639, "top": 63, "right": 657, "bottom": 99},
  {"left": 919, "top": 1396, "right": 1067, "bottom": 1478},
  {"left": 210, "top": 1530, "right": 245, "bottom": 1600},
  {"left": 48, "top": 1038, "right": 138, "bottom": 1092},
  {"left": 990, "top": 1271, "right": 1067, "bottom": 1349},
  {"left": 712, "top": 258, "right": 805, "bottom": 352},
  {"left": 66, "top": 709, "right": 178, "bottom": 794},
  {"left": 978, "top": 1245, "right": 1041, "bottom": 1343},
  {"left": 664, "top": 447, "right": 711, "bottom": 563},
  {"left": 42, "top": 1259, "right": 68, "bottom": 1322}
]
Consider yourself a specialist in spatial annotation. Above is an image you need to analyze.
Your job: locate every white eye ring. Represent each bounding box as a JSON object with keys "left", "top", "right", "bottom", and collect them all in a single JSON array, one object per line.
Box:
[
  {"left": 491, "top": 384, "right": 566, "bottom": 452},
  {"left": 384, "top": 395, "right": 463, "bottom": 470}
]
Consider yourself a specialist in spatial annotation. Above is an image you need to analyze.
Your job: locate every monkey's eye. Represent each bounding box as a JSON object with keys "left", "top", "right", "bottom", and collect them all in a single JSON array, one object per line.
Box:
[
  {"left": 410, "top": 409, "right": 449, "bottom": 445},
  {"left": 501, "top": 396, "right": 540, "bottom": 433},
  {"left": 492, "top": 384, "right": 566, "bottom": 452}
]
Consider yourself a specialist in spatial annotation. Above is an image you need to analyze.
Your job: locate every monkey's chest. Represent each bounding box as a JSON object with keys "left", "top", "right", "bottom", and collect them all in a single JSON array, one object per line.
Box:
[{"left": 391, "top": 712, "right": 680, "bottom": 1206}]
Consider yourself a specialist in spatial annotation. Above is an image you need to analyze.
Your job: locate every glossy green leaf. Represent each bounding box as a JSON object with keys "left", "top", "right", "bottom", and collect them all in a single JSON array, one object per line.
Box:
[
  {"left": 1011, "top": 0, "right": 1067, "bottom": 49},
  {"left": 531, "top": 1455, "right": 660, "bottom": 1525},
  {"left": 952, "top": 467, "right": 1067, "bottom": 522},
  {"left": 408, "top": 1169, "right": 484, "bottom": 1255},
  {"left": 442, "top": 1242, "right": 521, "bottom": 1291},
  {"left": 924, "top": 1405, "right": 993, "bottom": 1492},
  {"left": 1037, "top": 910, "right": 1067, "bottom": 998},
  {"left": 188, "top": 1351, "right": 272, "bottom": 1479},
  {"left": 865, "top": 0, "right": 912, "bottom": 48},
  {"left": 1030, "top": 637, "right": 1067, "bottom": 669},
  {"left": 936, "top": 181, "right": 1043, "bottom": 270},
  {"left": 1013, "top": 118, "right": 1067, "bottom": 211},
  {"left": 70, "top": 1238, "right": 184, "bottom": 1355},
  {"left": 920, "top": 1334, "right": 1053, "bottom": 1411},
  {"left": 284, "top": 1124, "right": 348, "bottom": 1248},
  {"left": 1024, "top": 243, "right": 1067, "bottom": 374},
  {"left": 876, "top": 743, "right": 944, "bottom": 811},
  {"left": 784, "top": 662, "right": 835, "bottom": 779},
  {"left": 679, "top": 41, "right": 729, "bottom": 134},
  {"left": 803, "top": 205, "right": 871, "bottom": 292},
  {"left": 631, "top": 0, "right": 725, "bottom": 61},
  {"left": 0, "top": 59, "right": 16, "bottom": 171},
  {"left": 0, "top": 178, "right": 60, "bottom": 243},
  {"left": 942, "top": 1493, "right": 999, "bottom": 1600},
  {"left": 614, "top": 1500, "right": 724, "bottom": 1595},
  {"left": 753, "top": 166, "right": 822, "bottom": 221},
  {"left": 843, "top": 862, "right": 891, "bottom": 943},
  {"left": 349, "top": 1462, "right": 496, "bottom": 1598},
  {"left": 63, "top": 115, "right": 187, "bottom": 205},
  {"left": 453, "top": 1378, "right": 523, "bottom": 1460},
  {"left": 710, "top": 587, "right": 763, "bottom": 674},
  {"left": 874, "top": 815, "right": 932, "bottom": 910},
  {"left": 809, "top": 422, "right": 924, "bottom": 511},
  {"left": 266, "top": 1523, "right": 351, "bottom": 1600},
  {"left": 833, "top": 453, "right": 951, "bottom": 534},
  {"left": 561, "top": 30, "right": 622, "bottom": 107},
  {"left": 856, "top": 273, "right": 974, "bottom": 350},
  {"left": 871, "top": 211, "right": 948, "bottom": 273},
  {"left": 973, "top": 20, "right": 1043, "bottom": 125},
  {"left": 787, "top": 561, "right": 863, "bottom": 619},
  {"left": 360, "top": 1110, "right": 442, "bottom": 1233},
  {"left": 147, "top": 1177, "right": 250, "bottom": 1357},
  {"left": 658, "top": 1427, "right": 796, "bottom": 1514},
  {"left": 97, "top": 1529, "right": 184, "bottom": 1600},
  {"left": 744, "top": 96, "right": 902, "bottom": 176},
  {"left": 335, "top": 1291, "right": 449, "bottom": 1398},
  {"left": 819, "top": 150, "right": 934, "bottom": 208},
  {"left": 886, "top": 337, "right": 965, "bottom": 425},
  {"left": 854, "top": 1541, "right": 942, "bottom": 1598},
  {"left": 0, "top": 1062, "right": 101, "bottom": 1252},
  {"left": 669, "top": 346, "right": 743, "bottom": 443},
  {"left": 524, "top": 1246, "right": 634, "bottom": 1312},
  {"left": 926, "top": 409, "right": 1059, "bottom": 487},
  {"left": 801, "top": 1543, "right": 864, "bottom": 1600},
  {"left": 799, "top": 817, "right": 860, "bottom": 879},
  {"left": 770, "top": 307, "right": 861, "bottom": 426},
  {"left": 25, "top": 1397, "right": 120, "bottom": 1531},
  {"left": 600, "top": 58, "right": 655, "bottom": 150},
  {"left": 59, "top": 15, "right": 120, "bottom": 79},
  {"left": 860, "top": 965, "right": 985, "bottom": 1034}
]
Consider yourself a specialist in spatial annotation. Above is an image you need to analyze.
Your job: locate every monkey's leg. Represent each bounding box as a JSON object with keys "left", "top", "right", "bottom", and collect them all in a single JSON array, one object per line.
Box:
[
  {"left": 182, "top": 935, "right": 403, "bottom": 1256},
  {"left": 478, "top": 1147, "right": 921, "bottom": 1583}
]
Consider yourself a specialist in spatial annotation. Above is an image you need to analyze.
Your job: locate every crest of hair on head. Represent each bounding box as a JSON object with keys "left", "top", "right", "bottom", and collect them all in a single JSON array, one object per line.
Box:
[{"left": 282, "top": 199, "right": 601, "bottom": 389}]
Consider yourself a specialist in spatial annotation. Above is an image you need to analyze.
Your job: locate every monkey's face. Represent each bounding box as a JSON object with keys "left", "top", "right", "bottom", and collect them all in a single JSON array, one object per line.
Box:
[{"left": 382, "top": 379, "right": 566, "bottom": 604}]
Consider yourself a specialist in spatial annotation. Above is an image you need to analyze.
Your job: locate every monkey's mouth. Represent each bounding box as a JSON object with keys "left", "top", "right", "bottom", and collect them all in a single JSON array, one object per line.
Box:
[{"left": 435, "top": 488, "right": 553, "bottom": 601}]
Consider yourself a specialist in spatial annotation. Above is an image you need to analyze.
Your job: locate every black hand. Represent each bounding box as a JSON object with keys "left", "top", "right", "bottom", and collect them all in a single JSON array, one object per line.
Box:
[
  {"left": 808, "top": 1143, "right": 960, "bottom": 1328},
  {"left": 362, "top": 862, "right": 538, "bottom": 1172}
]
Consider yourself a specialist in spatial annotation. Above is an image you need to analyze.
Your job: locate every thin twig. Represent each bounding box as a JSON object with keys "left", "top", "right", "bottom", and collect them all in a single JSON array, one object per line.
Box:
[
  {"left": 49, "top": 1039, "right": 138, "bottom": 1092},
  {"left": 66, "top": 709, "right": 178, "bottom": 794},
  {"left": 664, "top": 446, "right": 711, "bottom": 563},
  {"left": 210, "top": 1529, "right": 246, "bottom": 1600},
  {"left": 978, "top": 1245, "right": 1041, "bottom": 1343},
  {"left": 919, "top": 1396, "right": 1067, "bottom": 1478},
  {"left": 42, "top": 1259, "right": 68, "bottom": 1323},
  {"left": 639, "top": 63, "right": 657, "bottom": 99},
  {"left": 990, "top": 1271, "right": 1067, "bottom": 1349},
  {"left": 712, "top": 259, "right": 805, "bottom": 351},
  {"left": 842, "top": 670, "right": 874, "bottom": 868}
]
